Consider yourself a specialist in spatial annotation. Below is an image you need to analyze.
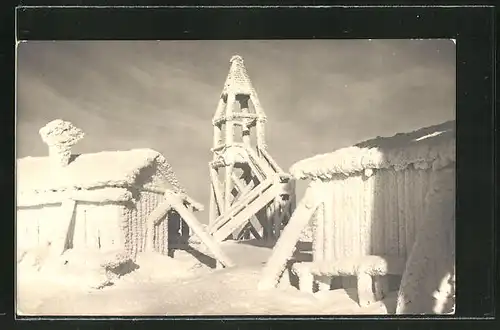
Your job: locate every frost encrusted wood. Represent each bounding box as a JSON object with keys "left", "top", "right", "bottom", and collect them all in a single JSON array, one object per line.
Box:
[{"left": 290, "top": 121, "right": 455, "bottom": 180}]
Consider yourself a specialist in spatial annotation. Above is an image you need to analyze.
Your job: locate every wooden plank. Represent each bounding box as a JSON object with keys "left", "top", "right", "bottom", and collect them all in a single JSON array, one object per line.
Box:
[
  {"left": 212, "top": 181, "right": 281, "bottom": 242},
  {"left": 169, "top": 197, "right": 234, "bottom": 268},
  {"left": 209, "top": 177, "right": 275, "bottom": 233}
]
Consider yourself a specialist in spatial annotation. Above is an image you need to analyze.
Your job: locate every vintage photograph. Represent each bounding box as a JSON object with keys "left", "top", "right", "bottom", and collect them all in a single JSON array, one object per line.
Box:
[{"left": 15, "top": 39, "right": 456, "bottom": 316}]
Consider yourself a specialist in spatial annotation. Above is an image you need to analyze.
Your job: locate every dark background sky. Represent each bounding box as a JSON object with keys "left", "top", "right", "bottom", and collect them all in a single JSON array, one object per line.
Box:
[{"left": 16, "top": 40, "right": 456, "bottom": 221}]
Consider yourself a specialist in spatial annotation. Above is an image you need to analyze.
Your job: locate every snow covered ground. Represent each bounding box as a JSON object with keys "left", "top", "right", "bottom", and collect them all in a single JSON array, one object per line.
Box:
[{"left": 17, "top": 240, "right": 396, "bottom": 316}]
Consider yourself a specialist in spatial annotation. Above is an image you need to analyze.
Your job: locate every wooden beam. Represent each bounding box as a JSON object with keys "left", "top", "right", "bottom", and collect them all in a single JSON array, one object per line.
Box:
[
  {"left": 259, "top": 147, "right": 284, "bottom": 173},
  {"left": 168, "top": 195, "right": 234, "bottom": 268},
  {"left": 244, "top": 145, "right": 276, "bottom": 179},
  {"left": 231, "top": 172, "right": 263, "bottom": 239},
  {"left": 258, "top": 186, "right": 322, "bottom": 290},
  {"left": 230, "top": 173, "right": 246, "bottom": 239},
  {"left": 243, "top": 149, "right": 266, "bottom": 182},
  {"left": 209, "top": 177, "right": 275, "bottom": 233},
  {"left": 212, "top": 180, "right": 281, "bottom": 242}
]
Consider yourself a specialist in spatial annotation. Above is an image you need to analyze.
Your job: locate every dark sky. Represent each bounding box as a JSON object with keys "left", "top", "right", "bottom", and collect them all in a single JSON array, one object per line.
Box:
[{"left": 16, "top": 40, "right": 456, "bottom": 218}]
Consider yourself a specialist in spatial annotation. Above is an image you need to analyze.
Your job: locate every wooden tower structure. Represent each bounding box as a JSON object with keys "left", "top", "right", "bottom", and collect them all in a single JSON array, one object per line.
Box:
[{"left": 207, "top": 55, "right": 296, "bottom": 243}]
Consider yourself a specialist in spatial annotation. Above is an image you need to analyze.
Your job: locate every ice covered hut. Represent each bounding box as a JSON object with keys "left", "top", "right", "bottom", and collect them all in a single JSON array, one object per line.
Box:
[
  {"left": 259, "top": 120, "right": 455, "bottom": 314},
  {"left": 16, "top": 120, "right": 204, "bottom": 262}
]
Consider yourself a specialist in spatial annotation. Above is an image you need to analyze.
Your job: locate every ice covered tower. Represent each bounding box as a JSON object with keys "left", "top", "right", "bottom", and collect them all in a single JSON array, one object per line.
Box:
[
  {"left": 212, "top": 55, "right": 267, "bottom": 152},
  {"left": 207, "top": 55, "right": 296, "bottom": 243}
]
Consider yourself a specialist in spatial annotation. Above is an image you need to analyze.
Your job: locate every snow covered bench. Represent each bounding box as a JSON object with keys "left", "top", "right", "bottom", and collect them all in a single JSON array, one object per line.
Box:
[{"left": 291, "top": 255, "right": 406, "bottom": 307}]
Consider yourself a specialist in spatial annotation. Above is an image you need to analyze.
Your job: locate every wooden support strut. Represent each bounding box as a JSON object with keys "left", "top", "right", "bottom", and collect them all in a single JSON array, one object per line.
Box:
[
  {"left": 209, "top": 176, "right": 275, "bottom": 234},
  {"left": 144, "top": 193, "right": 234, "bottom": 268},
  {"left": 244, "top": 146, "right": 277, "bottom": 180},
  {"left": 258, "top": 185, "right": 322, "bottom": 290},
  {"left": 209, "top": 165, "right": 224, "bottom": 218},
  {"left": 212, "top": 178, "right": 282, "bottom": 242},
  {"left": 259, "top": 147, "right": 284, "bottom": 174},
  {"left": 231, "top": 172, "right": 263, "bottom": 239},
  {"left": 168, "top": 196, "right": 235, "bottom": 268}
]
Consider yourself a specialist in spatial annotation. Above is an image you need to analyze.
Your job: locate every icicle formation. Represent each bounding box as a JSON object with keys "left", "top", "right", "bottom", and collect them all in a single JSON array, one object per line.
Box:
[{"left": 39, "top": 119, "right": 85, "bottom": 167}]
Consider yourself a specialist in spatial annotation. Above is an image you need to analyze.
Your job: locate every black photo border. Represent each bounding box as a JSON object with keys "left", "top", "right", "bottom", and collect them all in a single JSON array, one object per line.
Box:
[{"left": 1, "top": 3, "right": 497, "bottom": 329}]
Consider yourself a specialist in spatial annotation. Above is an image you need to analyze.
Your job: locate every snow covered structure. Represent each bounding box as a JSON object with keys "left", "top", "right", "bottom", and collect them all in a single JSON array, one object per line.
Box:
[
  {"left": 16, "top": 120, "right": 203, "bottom": 263},
  {"left": 259, "top": 121, "right": 455, "bottom": 314},
  {"left": 207, "top": 55, "right": 296, "bottom": 242}
]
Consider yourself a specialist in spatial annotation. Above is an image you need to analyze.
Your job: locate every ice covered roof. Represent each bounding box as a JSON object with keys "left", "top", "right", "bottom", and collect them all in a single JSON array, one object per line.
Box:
[
  {"left": 290, "top": 120, "right": 456, "bottom": 180},
  {"left": 16, "top": 148, "right": 186, "bottom": 195}
]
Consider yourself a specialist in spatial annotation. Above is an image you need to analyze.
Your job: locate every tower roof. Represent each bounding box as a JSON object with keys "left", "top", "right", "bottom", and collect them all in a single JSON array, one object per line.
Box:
[
  {"left": 214, "top": 55, "right": 266, "bottom": 123},
  {"left": 222, "top": 55, "right": 255, "bottom": 97}
]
